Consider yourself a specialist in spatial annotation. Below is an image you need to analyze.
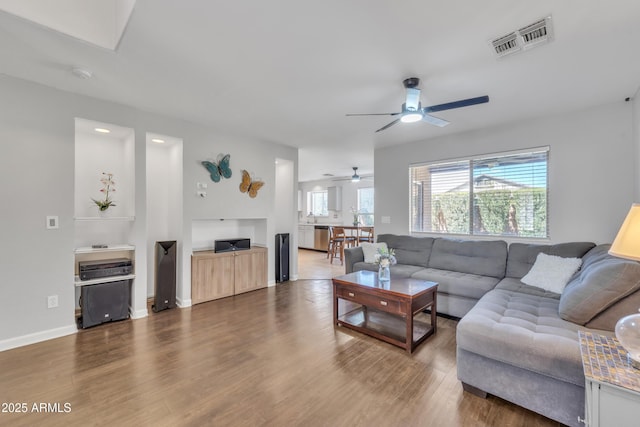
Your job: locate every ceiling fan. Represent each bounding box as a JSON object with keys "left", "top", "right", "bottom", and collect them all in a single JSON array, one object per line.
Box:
[
  {"left": 346, "top": 77, "right": 489, "bottom": 133},
  {"left": 331, "top": 167, "right": 373, "bottom": 182}
]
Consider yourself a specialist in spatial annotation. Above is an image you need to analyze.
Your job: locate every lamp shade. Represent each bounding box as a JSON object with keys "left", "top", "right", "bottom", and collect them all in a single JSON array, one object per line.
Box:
[{"left": 609, "top": 204, "right": 640, "bottom": 261}]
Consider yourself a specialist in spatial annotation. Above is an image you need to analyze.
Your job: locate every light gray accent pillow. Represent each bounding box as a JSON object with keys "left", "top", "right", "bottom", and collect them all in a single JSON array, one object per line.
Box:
[
  {"left": 360, "top": 242, "right": 387, "bottom": 263},
  {"left": 505, "top": 242, "right": 595, "bottom": 279},
  {"left": 521, "top": 253, "right": 582, "bottom": 294}
]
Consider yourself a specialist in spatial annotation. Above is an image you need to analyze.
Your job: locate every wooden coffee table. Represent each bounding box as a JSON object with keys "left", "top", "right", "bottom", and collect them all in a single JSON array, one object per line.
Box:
[{"left": 333, "top": 270, "right": 438, "bottom": 353}]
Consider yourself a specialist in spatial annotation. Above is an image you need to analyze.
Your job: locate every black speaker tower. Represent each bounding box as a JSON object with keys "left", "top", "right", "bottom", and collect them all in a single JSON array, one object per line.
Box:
[
  {"left": 275, "top": 233, "right": 290, "bottom": 282},
  {"left": 153, "top": 240, "right": 177, "bottom": 312}
]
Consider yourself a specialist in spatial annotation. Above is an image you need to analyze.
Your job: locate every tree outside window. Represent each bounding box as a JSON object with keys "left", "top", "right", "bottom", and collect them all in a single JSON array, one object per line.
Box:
[{"left": 409, "top": 149, "right": 548, "bottom": 238}]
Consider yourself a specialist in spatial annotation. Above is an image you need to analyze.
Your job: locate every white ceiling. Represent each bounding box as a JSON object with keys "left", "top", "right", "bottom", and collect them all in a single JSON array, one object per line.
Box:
[{"left": 1, "top": 1, "right": 640, "bottom": 182}]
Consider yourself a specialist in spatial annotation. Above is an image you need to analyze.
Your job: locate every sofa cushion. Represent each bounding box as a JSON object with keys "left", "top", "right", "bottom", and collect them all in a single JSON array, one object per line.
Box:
[
  {"left": 377, "top": 234, "right": 434, "bottom": 268},
  {"left": 457, "top": 288, "right": 586, "bottom": 387},
  {"left": 521, "top": 253, "right": 582, "bottom": 294},
  {"left": 428, "top": 238, "right": 507, "bottom": 278},
  {"left": 559, "top": 244, "right": 640, "bottom": 329},
  {"left": 505, "top": 242, "right": 595, "bottom": 279},
  {"left": 412, "top": 268, "right": 500, "bottom": 299},
  {"left": 495, "top": 277, "right": 562, "bottom": 299}
]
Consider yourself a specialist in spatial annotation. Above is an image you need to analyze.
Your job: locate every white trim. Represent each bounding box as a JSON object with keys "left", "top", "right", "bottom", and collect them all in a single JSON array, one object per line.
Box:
[
  {"left": 130, "top": 308, "right": 148, "bottom": 319},
  {"left": 176, "top": 297, "right": 192, "bottom": 308},
  {"left": 290, "top": 275, "right": 299, "bottom": 281},
  {"left": 268, "top": 280, "right": 276, "bottom": 287},
  {"left": 0, "top": 324, "right": 77, "bottom": 352},
  {"left": 409, "top": 145, "right": 550, "bottom": 168}
]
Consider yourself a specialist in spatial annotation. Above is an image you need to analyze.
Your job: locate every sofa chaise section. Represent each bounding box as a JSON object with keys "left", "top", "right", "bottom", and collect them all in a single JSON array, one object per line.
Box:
[{"left": 456, "top": 243, "right": 640, "bottom": 427}]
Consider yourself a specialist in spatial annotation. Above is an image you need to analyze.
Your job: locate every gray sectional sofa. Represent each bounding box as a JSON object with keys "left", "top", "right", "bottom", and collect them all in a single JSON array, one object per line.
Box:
[{"left": 344, "top": 234, "right": 640, "bottom": 427}]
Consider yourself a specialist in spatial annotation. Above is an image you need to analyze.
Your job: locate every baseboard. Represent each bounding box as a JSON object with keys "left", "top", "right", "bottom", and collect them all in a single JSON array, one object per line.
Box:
[
  {"left": 290, "top": 275, "right": 299, "bottom": 281},
  {"left": 268, "top": 279, "right": 276, "bottom": 287},
  {"left": 130, "top": 308, "right": 148, "bottom": 319},
  {"left": 0, "top": 324, "right": 77, "bottom": 352},
  {"left": 176, "top": 297, "right": 191, "bottom": 308}
]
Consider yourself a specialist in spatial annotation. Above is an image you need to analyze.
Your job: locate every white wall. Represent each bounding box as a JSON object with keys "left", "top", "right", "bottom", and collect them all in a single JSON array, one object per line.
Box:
[
  {"left": 633, "top": 95, "right": 640, "bottom": 202},
  {"left": 298, "top": 178, "right": 374, "bottom": 225},
  {"left": 375, "top": 101, "right": 634, "bottom": 245},
  {"left": 146, "top": 138, "right": 183, "bottom": 298},
  {"left": 0, "top": 75, "right": 297, "bottom": 350},
  {"left": 275, "top": 159, "right": 298, "bottom": 279}
]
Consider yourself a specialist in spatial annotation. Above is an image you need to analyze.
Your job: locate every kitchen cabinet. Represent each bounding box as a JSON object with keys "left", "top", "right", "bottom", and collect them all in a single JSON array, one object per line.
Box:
[
  {"left": 298, "top": 225, "right": 315, "bottom": 249},
  {"left": 327, "top": 186, "right": 342, "bottom": 211}
]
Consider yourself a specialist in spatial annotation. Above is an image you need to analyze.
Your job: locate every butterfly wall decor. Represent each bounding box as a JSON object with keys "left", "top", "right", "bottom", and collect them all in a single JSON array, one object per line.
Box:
[
  {"left": 201, "top": 154, "right": 232, "bottom": 183},
  {"left": 239, "top": 169, "right": 265, "bottom": 198}
]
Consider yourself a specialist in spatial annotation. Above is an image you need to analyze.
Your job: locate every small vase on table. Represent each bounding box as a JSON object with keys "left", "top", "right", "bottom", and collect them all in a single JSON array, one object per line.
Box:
[{"left": 378, "top": 264, "right": 390, "bottom": 282}]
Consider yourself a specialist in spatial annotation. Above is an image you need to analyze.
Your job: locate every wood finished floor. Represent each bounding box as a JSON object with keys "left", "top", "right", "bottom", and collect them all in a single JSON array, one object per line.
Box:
[{"left": 0, "top": 250, "right": 561, "bottom": 427}]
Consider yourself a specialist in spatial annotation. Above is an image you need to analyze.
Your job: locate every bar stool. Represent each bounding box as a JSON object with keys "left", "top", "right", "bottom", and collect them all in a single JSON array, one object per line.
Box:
[
  {"left": 328, "top": 226, "right": 356, "bottom": 265},
  {"left": 358, "top": 227, "right": 374, "bottom": 244}
]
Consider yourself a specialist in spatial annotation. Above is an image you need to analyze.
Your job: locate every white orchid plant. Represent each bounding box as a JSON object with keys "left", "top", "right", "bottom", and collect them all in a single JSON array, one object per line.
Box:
[
  {"left": 92, "top": 172, "right": 116, "bottom": 211},
  {"left": 374, "top": 247, "right": 397, "bottom": 268}
]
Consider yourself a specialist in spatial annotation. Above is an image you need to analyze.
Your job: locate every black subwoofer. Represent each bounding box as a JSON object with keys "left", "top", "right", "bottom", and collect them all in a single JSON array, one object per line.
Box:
[
  {"left": 153, "top": 240, "right": 177, "bottom": 312},
  {"left": 79, "top": 280, "right": 130, "bottom": 329}
]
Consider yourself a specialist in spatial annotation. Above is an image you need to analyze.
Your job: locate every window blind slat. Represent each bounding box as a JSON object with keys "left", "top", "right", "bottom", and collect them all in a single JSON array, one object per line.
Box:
[{"left": 410, "top": 149, "right": 548, "bottom": 238}]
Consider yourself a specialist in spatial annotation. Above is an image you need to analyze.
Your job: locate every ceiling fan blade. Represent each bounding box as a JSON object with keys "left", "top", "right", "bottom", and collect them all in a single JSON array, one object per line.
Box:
[
  {"left": 375, "top": 118, "right": 401, "bottom": 133},
  {"left": 422, "top": 114, "right": 450, "bottom": 127},
  {"left": 423, "top": 95, "right": 489, "bottom": 113},
  {"left": 346, "top": 112, "right": 402, "bottom": 116}
]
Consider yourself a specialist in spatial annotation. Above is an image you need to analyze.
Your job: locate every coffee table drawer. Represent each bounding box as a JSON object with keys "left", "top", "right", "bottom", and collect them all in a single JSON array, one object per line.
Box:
[{"left": 336, "top": 286, "right": 404, "bottom": 315}]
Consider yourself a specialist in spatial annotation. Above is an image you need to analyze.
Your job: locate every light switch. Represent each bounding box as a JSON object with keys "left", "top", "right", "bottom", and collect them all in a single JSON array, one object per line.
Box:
[
  {"left": 197, "top": 190, "right": 207, "bottom": 198},
  {"left": 46, "top": 216, "right": 59, "bottom": 229}
]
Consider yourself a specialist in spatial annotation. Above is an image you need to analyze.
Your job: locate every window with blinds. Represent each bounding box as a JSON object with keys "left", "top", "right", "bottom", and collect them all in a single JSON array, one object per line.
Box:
[{"left": 410, "top": 148, "right": 548, "bottom": 238}]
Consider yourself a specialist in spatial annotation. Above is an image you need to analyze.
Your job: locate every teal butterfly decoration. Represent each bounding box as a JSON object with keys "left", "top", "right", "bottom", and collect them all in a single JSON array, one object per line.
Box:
[{"left": 201, "top": 154, "right": 232, "bottom": 183}]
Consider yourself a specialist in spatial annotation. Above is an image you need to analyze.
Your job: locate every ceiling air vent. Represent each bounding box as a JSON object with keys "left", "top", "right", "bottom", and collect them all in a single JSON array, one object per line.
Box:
[
  {"left": 490, "top": 15, "right": 553, "bottom": 59},
  {"left": 518, "top": 16, "right": 553, "bottom": 49},
  {"left": 492, "top": 32, "right": 520, "bottom": 57}
]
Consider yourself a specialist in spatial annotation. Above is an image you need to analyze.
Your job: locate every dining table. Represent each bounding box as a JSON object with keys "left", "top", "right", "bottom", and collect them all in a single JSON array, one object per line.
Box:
[{"left": 339, "top": 225, "right": 374, "bottom": 245}]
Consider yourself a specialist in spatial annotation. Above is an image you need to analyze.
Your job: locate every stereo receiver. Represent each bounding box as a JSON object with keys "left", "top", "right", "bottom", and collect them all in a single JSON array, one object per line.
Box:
[{"left": 79, "top": 258, "right": 133, "bottom": 281}]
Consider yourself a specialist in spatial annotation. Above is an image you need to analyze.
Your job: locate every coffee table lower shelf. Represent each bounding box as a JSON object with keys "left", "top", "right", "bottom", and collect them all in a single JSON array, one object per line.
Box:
[{"left": 337, "top": 306, "right": 434, "bottom": 352}]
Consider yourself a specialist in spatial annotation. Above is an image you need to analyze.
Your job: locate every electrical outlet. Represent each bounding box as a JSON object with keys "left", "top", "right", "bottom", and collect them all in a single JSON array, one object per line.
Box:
[{"left": 47, "top": 295, "right": 58, "bottom": 309}]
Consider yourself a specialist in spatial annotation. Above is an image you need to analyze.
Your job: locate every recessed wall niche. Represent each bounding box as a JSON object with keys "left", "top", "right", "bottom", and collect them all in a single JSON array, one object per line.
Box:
[
  {"left": 146, "top": 132, "right": 183, "bottom": 298},
  {"left": 74, "top": 118, "right": 135, "bottom": 221}
]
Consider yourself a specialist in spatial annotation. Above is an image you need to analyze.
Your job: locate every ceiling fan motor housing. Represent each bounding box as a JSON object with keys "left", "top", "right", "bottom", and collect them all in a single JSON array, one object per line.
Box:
[{"left": 403, "top": 77, "right": 420, "bottom": 88}]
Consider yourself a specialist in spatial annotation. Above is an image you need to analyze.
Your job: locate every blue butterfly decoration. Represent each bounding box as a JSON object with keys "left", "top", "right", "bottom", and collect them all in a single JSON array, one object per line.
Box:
[{"left": 201, "top": 154, "right": 232, "bottom": 183}]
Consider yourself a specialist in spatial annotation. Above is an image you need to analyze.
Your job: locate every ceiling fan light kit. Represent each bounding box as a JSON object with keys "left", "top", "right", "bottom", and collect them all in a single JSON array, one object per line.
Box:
[
  {"left": 351, "top": 167, "right": 360, "bottom": 182},
  {"left": 346, "top": 77, "right": 489, "bottom": 132}
]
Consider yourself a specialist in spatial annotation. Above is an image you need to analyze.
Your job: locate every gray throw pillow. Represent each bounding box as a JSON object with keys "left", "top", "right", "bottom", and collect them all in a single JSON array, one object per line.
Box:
[{"left": 559, "top": 246, "right": 640, "bottom": 326}]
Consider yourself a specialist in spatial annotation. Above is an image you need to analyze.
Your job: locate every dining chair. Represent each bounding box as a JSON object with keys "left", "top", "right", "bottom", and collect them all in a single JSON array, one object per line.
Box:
[
  {"left": 328, "top": 226, "right": 356, "bottom": 265},
  {"left": 358, "top": 227, "right": 374, "bottom": 244}
]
